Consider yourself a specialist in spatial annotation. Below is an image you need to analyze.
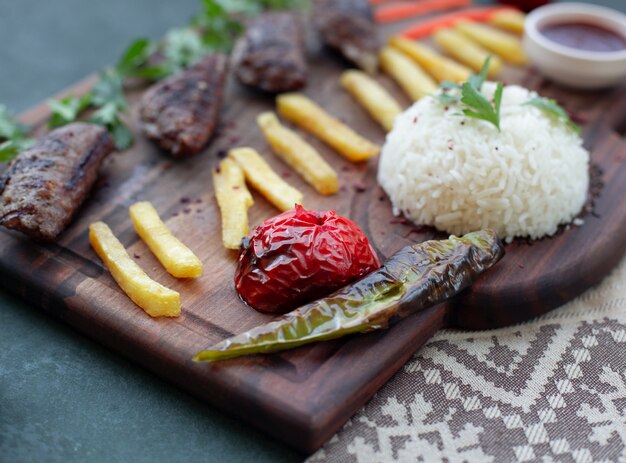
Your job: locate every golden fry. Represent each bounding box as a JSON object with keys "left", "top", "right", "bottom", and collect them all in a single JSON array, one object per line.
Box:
[
  {"left": 229, "top": 147, "right": 304, "bottom": 212},
  {"left": 388, "top": 36, "right": 471, "bottom": 83},
  {"left": 379, "top": 46, "right": 437, "bottom": 101},
  {"left": 212, "top": 158, "right": 254, "bottom": 250},
  {"left": 257, "top": 112, "right": 339, "bottom": 195},
  {"left": 433, "top": 28, "right": 503, "bottom": 77},
  {"left": 129, "top": 201, "right": 203, "bottom": 278},
  {"left": 276, "top": 93, "right": 380, "bottom": 162},
  {"left": 340, "top": 70, "right": 403, "bottom": 132},
  {"left": 89, "top": 221, "right": 180, "bottom": 318},
  {"left": 456, "top": 21, "right": 527, "bottom": 66},
  {"left": 489, "top": 9, "right": 526, "bottom": 35}
]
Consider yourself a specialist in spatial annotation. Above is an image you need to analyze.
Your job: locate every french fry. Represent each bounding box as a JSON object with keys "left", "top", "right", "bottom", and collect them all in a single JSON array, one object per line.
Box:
[
  {"left": 388, "top": 36, "right": 471, "bottom": 83},
  {"left": 488, "top": 9, "right": 526, "bottom": 35},
  {"left": 89, "top": 221, "right": 180, "bottom": 318},
  {"left": 229, "top": 147, "right": 303, "bottom": 212},
  {"left": 257, "top": 112, "right": 339, "bottom": 195},
  {"left": 433, "top": 28, "right": 503, "bottom": 77},
  {"left": 379, "top": 46, "right": 437, "bottom": 101},
  {"left": 276, "top": 93, "right": 380, "bottom": 162},
  {"left": 129, "top": 201, "right": 203, "bottom": 278},
  {"left": 455, "top": 21, "right": 528, "bottom": 66},
  {"left": 340, "top": 70, "right": 403, "bottom": 132},
  {"left": 212, "top": 158, "right": 254, "bottom": 250}
]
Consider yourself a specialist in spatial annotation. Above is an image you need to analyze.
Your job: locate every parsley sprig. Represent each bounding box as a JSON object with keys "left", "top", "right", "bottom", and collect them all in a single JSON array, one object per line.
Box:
[
  {"left": 524, "top": 97, "right": 580, "bottom": 134},
  {"left": 437, "top": 57, "right": 504, "bottom": 132},
  {"left": 0, "top": 105, "right": 35, "bottom": 162}
]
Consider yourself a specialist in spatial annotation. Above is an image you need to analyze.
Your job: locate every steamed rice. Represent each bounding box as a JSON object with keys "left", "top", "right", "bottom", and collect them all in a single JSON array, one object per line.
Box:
[{"left": 377, "top": 83, "right": 589, "bottom": 243}]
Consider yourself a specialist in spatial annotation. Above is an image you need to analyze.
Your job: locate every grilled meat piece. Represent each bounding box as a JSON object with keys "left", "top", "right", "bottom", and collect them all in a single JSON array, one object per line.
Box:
[
  {"left": 233, "top": 12, "right": 306, "bottom": 93},
  {"left": 0, "top": 122, "right": 113, "bottom": 241},
  {"left": 313, "top": 0, "right": 380, "bottom": 74},
  {"left": 140, "top": 54, "right": 228, "bottom": 157}
]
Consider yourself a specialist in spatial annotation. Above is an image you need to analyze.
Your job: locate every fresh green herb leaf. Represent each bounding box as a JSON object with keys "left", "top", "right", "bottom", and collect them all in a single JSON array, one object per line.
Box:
[
  {"left": 435, "top": 57, "right": 502, "bottom": 131},
  {"left": 89, "top": 69, "right": 133, "bottom": 150},
  {"left": 0, "top": 138, "right": 36, "bottom": 162},
  {"left": 467, "top": 56, "right": 491, "bottom": 91},
  {"left": 91, "top": 69, "right": 127, "bottom": 109},
  {"left": 436, "top": 81, "right": 461, "bottom": 105},
  {"left": 257, "top": 0, "right": 309, "bottom": 10},
  {"left": 524, "top": 96, "right": 580, "bottom": 134},
  {"left": 437, "top": 92, "right": 461, "bottom": 105},
  {"left": 0, "top": 105, "right": 30, "bottom": 141},
  {"left": 0, "top": 105, "right": 35, "bottom": 162},
  {"left": 161, "top": 28, "right": 208, "bottom": 75},
  {"left": 193, "top": 0, "right": 243, "bottom": 52},
  {"left": 116, "top": 38, "right": 154, "bottom": 78},
  {"left": 47, "top": 93, "right": 92, "bottom": 128},
  {"left": 90, "top": 102, "right": 133, "bottom": 151},
  {"left": 460, "top": 81, "right": 502, "bottom": 131},
  {"left": 111, "top": 121, "right": 134, "bottom": 151}
]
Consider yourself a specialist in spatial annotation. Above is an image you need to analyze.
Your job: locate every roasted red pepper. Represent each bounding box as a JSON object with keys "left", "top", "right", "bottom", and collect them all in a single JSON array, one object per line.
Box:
[{"left": 235, "top": 205, "right": 381, "bottom": 313}]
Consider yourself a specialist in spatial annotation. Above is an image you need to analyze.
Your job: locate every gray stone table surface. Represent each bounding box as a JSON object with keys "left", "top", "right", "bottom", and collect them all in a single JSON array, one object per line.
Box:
[{"left": 0, "top": 1, "right": 624, "bottom": 462}]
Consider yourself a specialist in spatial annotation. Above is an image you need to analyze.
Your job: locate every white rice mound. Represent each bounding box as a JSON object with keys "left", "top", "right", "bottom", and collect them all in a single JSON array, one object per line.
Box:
[{"left": 377, "top": 83, "right": 590, "bottom": 243}]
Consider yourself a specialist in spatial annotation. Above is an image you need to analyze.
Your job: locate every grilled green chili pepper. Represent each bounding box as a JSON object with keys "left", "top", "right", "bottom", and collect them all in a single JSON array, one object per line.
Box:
[{"left": 194, "top": 229, "right": 504, "bottom": 362}]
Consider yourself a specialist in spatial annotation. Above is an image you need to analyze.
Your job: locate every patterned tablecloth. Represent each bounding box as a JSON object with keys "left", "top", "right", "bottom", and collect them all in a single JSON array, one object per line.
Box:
[{"left": 308, "top": 256, "right": 626, "bottom": 462}]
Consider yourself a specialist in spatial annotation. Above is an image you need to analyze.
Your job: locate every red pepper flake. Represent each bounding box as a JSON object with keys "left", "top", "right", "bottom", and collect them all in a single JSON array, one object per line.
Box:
[
  {"left": 180, "top": 197, "right": 191, "bottom": 204},
  {"left": 214, "top": 165, "right": 221, "bottom": 173},
  {"left": 390, "top": 218, "right": 410, "bottom": 225},
  {"left": 570, "top": 111, "right": 589, "bottom": 124},
  {"left": 378, "top": 195, "right": 385, "bottom": 201},
  {"left": 353, "top": 182, "right": 367, "bottom": 193},
  {"left": 282, "top": 171, "right": 292, "bottom": 178},
  {"left": 133, "top": 253, "right": 141, "bottom": 259},
  {"left": 412, "top": 116, "right": 418, "bottom": 124}
]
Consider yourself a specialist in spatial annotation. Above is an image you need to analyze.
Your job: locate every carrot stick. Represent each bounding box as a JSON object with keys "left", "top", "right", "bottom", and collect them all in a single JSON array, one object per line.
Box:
[
  {"left": 375, "top": 0, "right": 473, "bottom": 23},
  {"left": 399, "top": 6, "right": 517, "bottom": 39}
]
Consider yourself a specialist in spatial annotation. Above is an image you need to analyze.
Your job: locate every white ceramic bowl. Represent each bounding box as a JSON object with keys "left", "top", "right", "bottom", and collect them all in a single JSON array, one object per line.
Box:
[{"left": 523, "top": 2, "right": 626, "bottom": 89}]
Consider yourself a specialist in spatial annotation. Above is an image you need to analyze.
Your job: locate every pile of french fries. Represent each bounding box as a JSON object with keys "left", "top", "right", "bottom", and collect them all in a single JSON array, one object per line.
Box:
[
  {"left": 214, "top": 93, "right": 382, "bottom": 250},
  {"left": 90, "top": 201, "right": 203, "bottom": 318},
  {"left": 366, "top": 9, "right": 527, "bottom": 103}
]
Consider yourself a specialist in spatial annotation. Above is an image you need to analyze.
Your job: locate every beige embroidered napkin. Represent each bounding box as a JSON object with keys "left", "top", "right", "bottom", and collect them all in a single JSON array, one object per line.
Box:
[{"left": 308, "top": 256, "right": 626, "bottom": 462}]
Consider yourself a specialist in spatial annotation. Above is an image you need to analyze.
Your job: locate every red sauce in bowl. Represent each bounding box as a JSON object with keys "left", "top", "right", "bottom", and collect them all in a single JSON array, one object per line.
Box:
[{"left": 541, "top": 22, "right": 626, "bottom": 52}]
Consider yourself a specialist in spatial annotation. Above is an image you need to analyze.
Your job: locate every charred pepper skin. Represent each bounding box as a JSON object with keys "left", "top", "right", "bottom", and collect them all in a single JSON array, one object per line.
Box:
[
  {"left": 194, "top": 229, "right": 504, "bottom": 362},
  {"left": 235, "top": 205, "right": 381, "bottom": 314}
]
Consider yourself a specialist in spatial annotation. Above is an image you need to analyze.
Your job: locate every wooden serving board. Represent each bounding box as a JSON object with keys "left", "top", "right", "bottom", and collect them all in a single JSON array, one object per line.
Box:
[{"left": 4, "top": 15, "right": 626, "bottom": 453}]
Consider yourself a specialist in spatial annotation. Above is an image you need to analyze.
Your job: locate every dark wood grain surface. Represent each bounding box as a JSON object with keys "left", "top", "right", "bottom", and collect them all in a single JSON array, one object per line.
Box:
[{"left": 3, "top": 15, "right": 626, "bottom": 453}]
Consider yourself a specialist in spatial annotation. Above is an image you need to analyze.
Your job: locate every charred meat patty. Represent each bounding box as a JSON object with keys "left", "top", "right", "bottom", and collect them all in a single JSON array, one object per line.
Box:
[
  {"left": 234, "top": 12, "right": 307, "bottom": 93},
  {"left": 0, "top": 122, "right": 113, "bottom": 241},
  {"left": 140, "top": 53, "right": 228, "bottom": 157},
  {"left": 313, "top": 0, "right": 380, "bottom": 74}
]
